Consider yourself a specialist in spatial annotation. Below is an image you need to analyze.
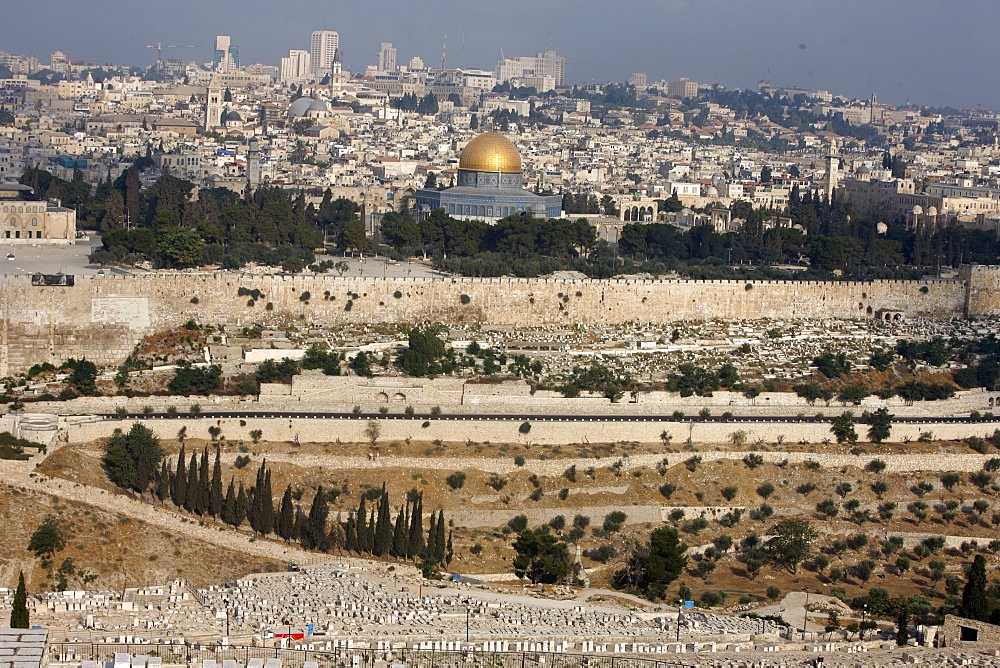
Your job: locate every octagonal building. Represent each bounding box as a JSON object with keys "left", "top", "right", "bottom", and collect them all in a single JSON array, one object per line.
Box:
[{"left": 413, "top": 132, "right": 562, "bottom": 222}]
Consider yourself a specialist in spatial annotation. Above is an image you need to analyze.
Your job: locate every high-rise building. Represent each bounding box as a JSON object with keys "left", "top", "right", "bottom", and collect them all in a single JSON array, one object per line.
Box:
[
  {"left": 213, "top": 36, "right": 239, "bottom": 73},
  {"left": 280, "top": 50, "right": 311, "bottom": 83},
  {"left": 495, "top": 50, "right": 565, "bottom": 89},
  {"left": 629, "top": 72, "right": 647, "bottom": 89},
  {"left": 666, "top": 78, "right": 698, "bottom": 99},
  {"left": 310, "top": 30, "right": 339, "bottom": 75},
  {"left": 378, "top": 42, "right": 397, "bottom": 72}
]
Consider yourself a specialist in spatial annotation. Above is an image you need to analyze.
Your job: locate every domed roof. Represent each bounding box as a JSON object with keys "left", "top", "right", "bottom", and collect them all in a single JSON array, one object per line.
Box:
[
  {"left": 927, "top": 206, "right": 938, "bottom": 216},
  {"left": 224, "top": 110, "right": 242, "bottom": 121},
  {"left": 287, "top": 97, "right": 330, "bottom": 118},
  {"left": 459, "top": 132, "right": 522, "bottom": 173},
  {"left": 912, "top": 205, "right": 923, "bottom": 215},
  {"left": 705, "top": 185, "right": 719, "bottom": 197}
]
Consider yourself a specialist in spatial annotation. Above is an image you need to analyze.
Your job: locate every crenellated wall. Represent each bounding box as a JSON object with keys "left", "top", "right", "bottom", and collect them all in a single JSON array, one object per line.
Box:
[{"left": 2, "top": 265, "right": 999, "bottom": 374}]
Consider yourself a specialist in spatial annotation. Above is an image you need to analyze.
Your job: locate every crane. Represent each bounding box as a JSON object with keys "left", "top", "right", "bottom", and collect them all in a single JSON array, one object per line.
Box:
[{"left": 146, "top": 43, "right": 196, "bottom": 65}]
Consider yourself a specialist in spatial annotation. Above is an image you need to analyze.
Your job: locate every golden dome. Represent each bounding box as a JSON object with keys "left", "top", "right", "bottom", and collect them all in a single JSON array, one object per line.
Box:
[{"left": 458, "top": 132, "right": 522, "bottom": 173}]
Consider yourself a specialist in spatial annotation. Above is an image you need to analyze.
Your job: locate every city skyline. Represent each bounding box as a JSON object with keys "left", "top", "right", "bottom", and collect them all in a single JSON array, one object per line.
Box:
[{"left": 5, "top": 0, "right": 1000, "bottom": 110}]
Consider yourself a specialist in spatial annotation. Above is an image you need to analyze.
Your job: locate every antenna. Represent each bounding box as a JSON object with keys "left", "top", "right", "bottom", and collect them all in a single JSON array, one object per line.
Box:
[{"left": 441, "top": 32, "right": 447, "bottom": 71}]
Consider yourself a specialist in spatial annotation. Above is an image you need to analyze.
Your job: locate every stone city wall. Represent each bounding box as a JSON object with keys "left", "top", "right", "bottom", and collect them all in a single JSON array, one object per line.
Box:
[{"left": 2, "top": 266, "right": 999, "bottom": 374}]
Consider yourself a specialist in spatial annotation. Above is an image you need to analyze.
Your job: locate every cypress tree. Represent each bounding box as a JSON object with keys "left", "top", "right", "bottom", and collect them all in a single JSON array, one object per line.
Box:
[
  {"left": 367, "top": 507, "right": 376, "bottom": 553},
  {"left": 209, "top": 445, "right": 223, "bottom": 517},
  {"left": 407, "top": 494, "right": 424, "bottom": 559},
  {"left": 10, "top": 571, "right": 28, "bottom": 628},
  {"left": 184, "top": 452, "right": 198, "bottom": 512},
  {"left": 294, "top": 505, "right": 307, "bottom": 543},
  {"left": 235, "top": 482, "right": 247, "bottom": 526},
  {"left": 895, "top": 599, "right": 910, "bottom": 646},
  {"left": 260, "top": 470, "right": 274, "bottom": 534},
  {"left": 345, "top": 514, "right": 358, "bottom": 553},
  {"left": 446, "top": 529, "right": 453, "bottom": 567},
  {"left": 172, "top": 445, "right": 187, "bottom": 507},
  {"left": 434, "top": 509, "right": 446, "bottom": 563},
  {"left": 391, "top": 505, "right": 407, "bottom": 557},
  {"left": 222, "top": 477, "right": 237, "bottom": 525},
  {"left": 959, "top": 554, "right": 990, "bottom": 621},
  {"left": 197, "top": 447, "right": 209, "bottom": 514},
  {"left": 356, "top": 497, "right": 368, "bottom": 552},
  {"left": 156, "top": 460, "right": 170, "bottom": 502},
  {"left": 305, "top": 486, "right": 329, "bottom": 550},
  {"left": 250, "top": 461, "right": 266, "bottom": 532},
  {"left": 427, "top": 511, "right": 438, "bottom": 563},
  {"left": 278, "top": 485, "right": 294, "bottom": 540},
  {"left": 373, "top": 487, "right": 392, "bottom": 557}
]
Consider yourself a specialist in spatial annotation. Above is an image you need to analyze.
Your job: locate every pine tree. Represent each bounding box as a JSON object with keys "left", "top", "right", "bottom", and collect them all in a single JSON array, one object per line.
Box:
[
  {"left": 373, "top": 487, "right": 392, "bottom": 557},
  {"left": 434, "top": 509, "right": 446, "bottom": 563},
  {"left": 222, "top": 478, "right": 237, "bottom": 525},
  {"left": 305, "top": 486, "right": 329, "bottom": 550},
  {"left": 172, "top": 445, "right": 187, "bottom": 507},
  {"left": 278, "top": 485, "right": 295, "bottom": 540},
  {"left": 959, "top": 554, "right": 989, "bottom": 621},
  {"left": 184, "top": 452, "right": 198, "bottom": 512},
  {"left": 235, "top": 482, "right": 247, "bottom": 527},
  {"left": 156, "top": 460, "right": 170, "bottom": 502},
  {"left": 391, "top": 505, "right": 407, "bottom": 557},
  {"left": 407, "top": 494, "right": 424, "bottom": 559},
  {"left": 10, "top": 571, "right": 28, "bottom": 628},
  {"left": 209, "top": 445, "right": 223, "bottom": 517}
]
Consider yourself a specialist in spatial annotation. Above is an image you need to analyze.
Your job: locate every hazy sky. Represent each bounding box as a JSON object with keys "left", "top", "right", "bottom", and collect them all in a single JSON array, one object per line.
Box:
[{"left": 8, "top": 0, "right": 1000, "bottom": 109}]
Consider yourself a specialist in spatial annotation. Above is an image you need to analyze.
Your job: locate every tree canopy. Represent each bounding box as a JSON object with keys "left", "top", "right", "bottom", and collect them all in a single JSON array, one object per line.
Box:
[
  {"left": 612, "top": 525, "right": 688, "bottom": 600},
  {"left": 512, "top": 529, "right": 572, "bottom": 584},
  {"left": 103, "top": 423, "right": 163, "bottom": 493}
]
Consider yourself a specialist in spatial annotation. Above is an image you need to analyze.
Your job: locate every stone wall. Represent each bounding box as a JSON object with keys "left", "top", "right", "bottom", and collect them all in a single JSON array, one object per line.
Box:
[
  {"left": 65, "top": 414, "right": 1000, "bottom": 450},
  {"left": 2, "top": 266, "right": 999, "bottom": 374},
  {"left": 940, "top": 615, "right": 1000, "bottom": 646}
]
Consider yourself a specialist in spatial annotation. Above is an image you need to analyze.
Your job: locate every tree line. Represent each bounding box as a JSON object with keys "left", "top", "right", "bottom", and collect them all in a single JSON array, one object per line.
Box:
[{"left": 103, "top": 424, "right": 451, "bottom": 572}]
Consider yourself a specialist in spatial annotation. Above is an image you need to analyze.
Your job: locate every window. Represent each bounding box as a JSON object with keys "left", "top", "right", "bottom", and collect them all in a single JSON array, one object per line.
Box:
[
  {"left": 31, "top": 218, "right": 37, "bottom": 226},
  {"left": 960, "top": 626, "right": 979, "bottom": 642}
]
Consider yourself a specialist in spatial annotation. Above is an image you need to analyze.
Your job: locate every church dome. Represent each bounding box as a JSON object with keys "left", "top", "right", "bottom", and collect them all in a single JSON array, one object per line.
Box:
[{"left": 459, "top": 132, "right": 522, "bottom": 173}]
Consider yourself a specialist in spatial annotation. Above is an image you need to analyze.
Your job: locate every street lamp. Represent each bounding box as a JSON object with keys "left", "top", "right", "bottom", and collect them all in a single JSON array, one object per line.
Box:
[
  {"left": 676, "top": 600, "right": 683, "bottom": 643},
  {"left": 466, "top": 605, "right": 470, "bottom": 644},
  {"left": 802, "top": 587, "right": 810, "bottom": 641},
  {"left": 861, "top": 603, "right": 868, "bottom": 641}
]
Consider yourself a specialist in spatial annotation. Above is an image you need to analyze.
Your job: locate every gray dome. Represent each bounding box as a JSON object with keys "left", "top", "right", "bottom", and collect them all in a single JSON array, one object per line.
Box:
[{"left": 287, "top": 97, "right": 331, "bottom": 118}]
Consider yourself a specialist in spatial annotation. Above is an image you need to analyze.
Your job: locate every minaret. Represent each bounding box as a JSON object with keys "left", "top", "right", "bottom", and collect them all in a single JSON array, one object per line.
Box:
[
  {"left": 247, "top": 138, "right": 261, "bottom": 188},
  {"left": 825, "top": 142, "right": 839, "bottom": 200}
]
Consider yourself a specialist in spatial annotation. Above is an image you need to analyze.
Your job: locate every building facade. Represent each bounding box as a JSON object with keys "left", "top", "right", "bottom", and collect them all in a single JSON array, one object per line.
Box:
[
  {"left": 310, "top": 30, "right": 339, "bottom": 76},
  {"left": 280, "top": 50, "right": 312, "bottom": 83},
  {"left": 0, "top": 184, "right": 76, "bottom": 243}
]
